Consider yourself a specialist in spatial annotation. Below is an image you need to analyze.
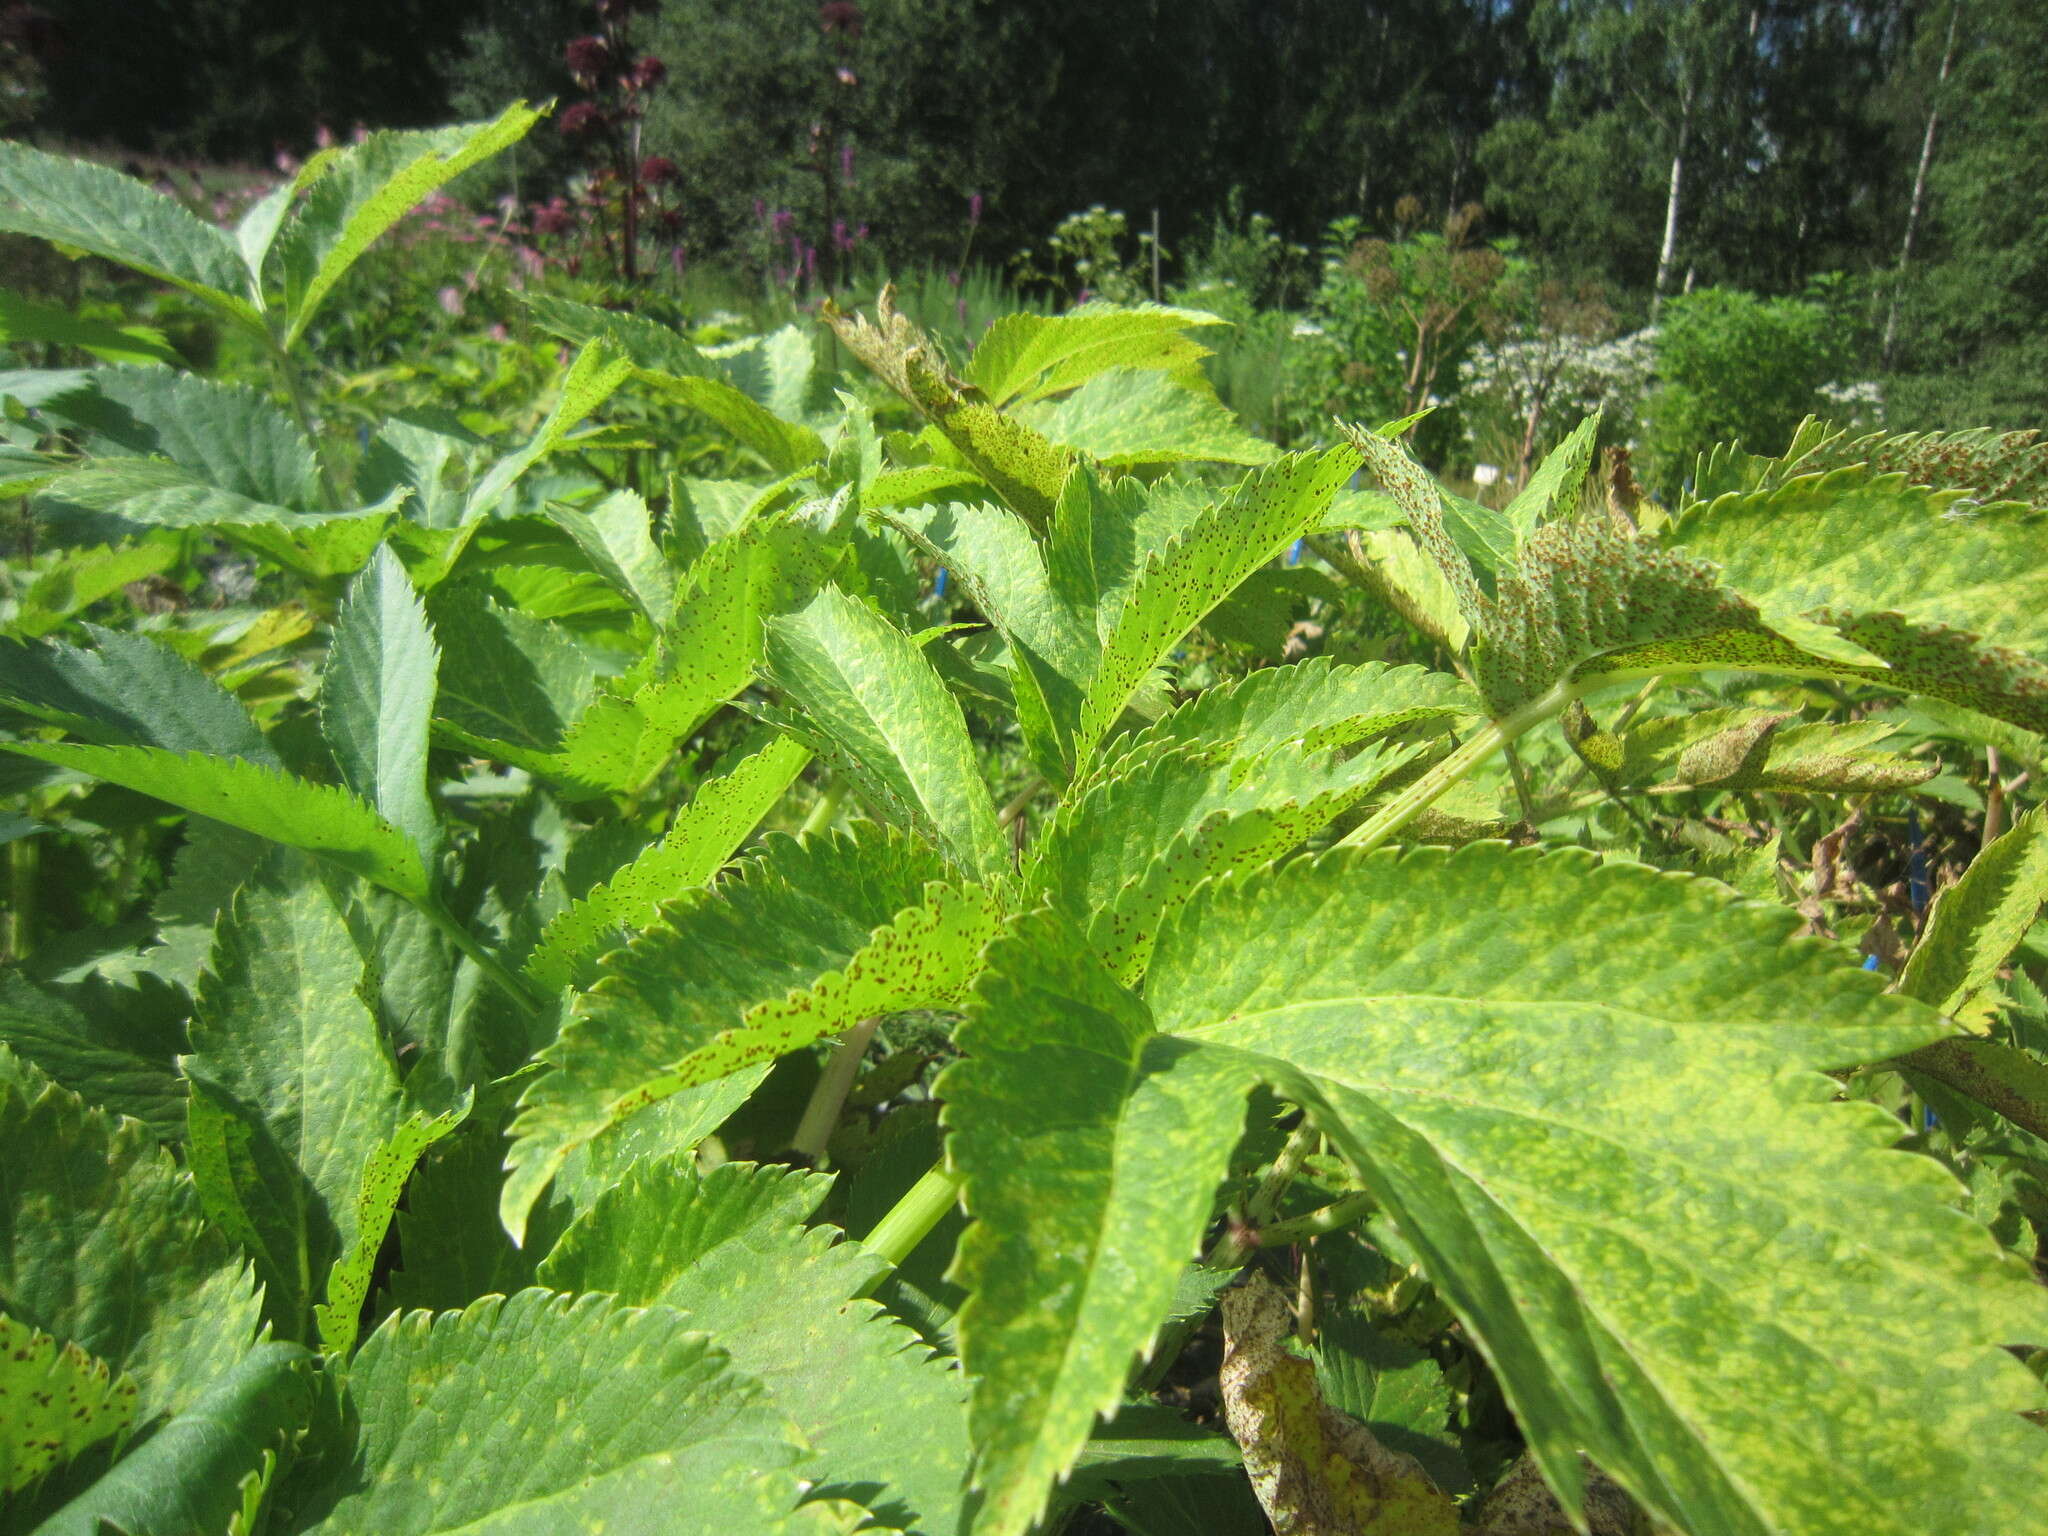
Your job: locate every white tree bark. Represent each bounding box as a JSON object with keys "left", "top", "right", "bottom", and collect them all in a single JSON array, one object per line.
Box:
[
  {"left": 1883, "top": 2, "right": 1961, "bottom": 368},
  {"left": 1651, "top": 92, "right": 1692, "bottom": 317}
]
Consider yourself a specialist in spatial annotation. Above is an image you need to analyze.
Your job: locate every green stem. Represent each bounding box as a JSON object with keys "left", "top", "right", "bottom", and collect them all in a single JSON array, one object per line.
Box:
[
  {"left": 3, "top": 833, "right": 37, "bottom": 964},
  {"left": 790, "top": 1016, "right": 878, "bottom": 1163},
  {"left": 1253, "top": 1190, "right": 1378, "bottom": 1248},
  {"left": 1337, "top": 683, "right": 1570, "bottom": 855},
  {"left": 423, "top": 901, "right": 547, "bottom": 1016},
  {"left": 1245, "top": 1121, "right": 1319, "bottom": 1229},
  {"left": 267, "top": 336, "right": 345, "bottom": 509},
  {"left": 859, "top": 1162, "right": 965, "bottom": 1282},
  {"left": 997, "top": 776, "right": 1043, "bottom": 828},
  {"left": 800, "top": 778, "right": 849, "bottom": 838}
]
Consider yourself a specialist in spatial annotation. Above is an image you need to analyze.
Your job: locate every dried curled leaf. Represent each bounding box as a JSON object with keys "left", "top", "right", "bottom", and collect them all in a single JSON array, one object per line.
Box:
[{"left": 1219, "top": 1272, "right": 1458, "bottom": 1536}]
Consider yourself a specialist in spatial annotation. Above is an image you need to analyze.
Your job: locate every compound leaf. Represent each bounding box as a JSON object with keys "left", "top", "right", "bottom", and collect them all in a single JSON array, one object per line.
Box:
[
  {"left": 277, "top": 103, "right": 541, "bottom": 346},
  {"left": 525, "top": 732, "right": 811, "bottom": 993},
  {"left": 184, "top": 859, "right": 404, "bottom": 1338},
  {"left": 763, "top": 586, "right": 1007, "bottom": 883},
  {"left": 1077, "top": 448, "right": 1360, "bottom": 763},
  {"left": 0, "top": 1055, "right": 264, "bottom": 1425},
  {"left": 940, "top": 913, "right": 1255, "bottom": 1536},
  {"left": 0, "top": 1313, "right": 136, "bottom": 1495},
  {"left": 503, "top": 824, "right": 997, "bottom": 1241},
  {"left": 288, "top": 1290, "right": 812, "bottom": 1535},
  {"left": 30, "top": 1341, "right": 312, "bottom": 1536},
  {"left": 0, "top": 744, "right": 434, "bottom": 905},
  {"left": 1901, "top": 806, "right": 2048, "bottom": 1016},
  {"left": 0, "top": 141, "right": 257, "bottom": 325},
  {"left": 1144, "top": 846, "right": 2048, "bottom": 1536},
  {"left": 539, "top": 1159, "right": 972, "bottom": 1533},
  {"left": 321, "top": 545, "right": 441, "bottom": 859}
]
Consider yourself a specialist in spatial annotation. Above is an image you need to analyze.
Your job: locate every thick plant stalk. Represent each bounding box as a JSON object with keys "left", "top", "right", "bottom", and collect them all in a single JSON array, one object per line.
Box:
[
  {"left": 1339, "top": 683, "right": 1571, "bottom": 855},
  {"left": 790, "top": 1016, "right": 879, "bottom": 1162},
  {"left": 859, "top": 1162, "right": 965, "bottom": 1282}
]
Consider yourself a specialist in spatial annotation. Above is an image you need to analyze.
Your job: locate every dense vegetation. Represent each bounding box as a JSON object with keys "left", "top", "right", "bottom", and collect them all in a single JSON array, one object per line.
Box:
[
  {"left": 6, "top": 0, "right": 2047, "bottom": 430},
  {"left": 1, "top": 104, "right": 2047, "bottom": 1536}
]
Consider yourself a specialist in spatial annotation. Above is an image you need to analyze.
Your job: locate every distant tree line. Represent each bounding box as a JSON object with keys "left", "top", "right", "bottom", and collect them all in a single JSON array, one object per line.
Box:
[{"left": 9, "top": 0, "right": 2045, "bottom": 424}]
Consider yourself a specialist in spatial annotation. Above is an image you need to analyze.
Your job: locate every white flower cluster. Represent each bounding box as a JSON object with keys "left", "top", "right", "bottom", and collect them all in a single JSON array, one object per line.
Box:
[
  {"left": 1459, "top": 329, "right": 1658, "bottom": 420},
  {"left": 1817, "top": 378, "right": 1885, "bottom": 428}
]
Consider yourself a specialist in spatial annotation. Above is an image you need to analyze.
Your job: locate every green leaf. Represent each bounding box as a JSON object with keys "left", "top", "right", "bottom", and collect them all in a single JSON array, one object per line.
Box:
[
  {"left": 538, "top": 1159, "right": 972, "bottom": 1533},
  {"left": 1902, "top": 807, "right": 2048, "bottom": 1015},
  {"left": 545, "top": 488, "right": 675, "bottom": 627},
  {"left": 503, "top": 824, "right": 997, "bottom": 1242},
  {"left": 0, "top": 141, "right": 258, "bottom": 326},
  {"left": 0, "top": 1054, "right": 264, "bottom": 1424},
  {"left": 184, "top": 858, "right": 404, "bottom": 1337},
  {"left": 30, "top": 1341, "right": 312, "bottom": 1536},
  {"left": 1502, "top": 411, "right": 1600, "bottom": 542},
  {"left": 763, "top": 586, "right": 1008, "bottom": 883},
  {"left": 1610, "top": 709, "right": 1937, "bottom": 794},
  {"left": 276, "top": 103, "right": 542, "bottom": 346},
  {"left": 1017, "top": 368, "right": 1278, "bottom": 468},
  {"left": 313, "top": 1093, "right": 469, "bottom": 1358},
  {"left": 41, "top": 368, "right": 318, "bottom": 509},
  {"left": 0, "top": 973, "right": 183, "bottom": 1140},
  {"left": 1095, "top": 658, "right": 1477, "bottom": 778},
  {"left": 826, "top": 289, "right": 1072, "bottom": 531},
  {"left": 940, "top": 912, "right": 1255, "bottom": 1536},
  {"left": 968, "top": 304, "right": 1224, "bottom": 408},
  {"left": 1028, "top": 737, "right": 1417, "bottom": 982},
  {"left": 0, "top": 1313, "right": 136, "bottom": 1495},
  {"left": 523, "top": 293, "right": 827, "bottom": 473},
  {"left": 1077, "top": 448, "right": 1361, "bottom": 763},
  {"left": 427, "top": 585, "right": 603, "bottom": 754},
  {"left": 0, "top": 288, "right": 180, "bottom": 367},
  {"left": 4, "top": 539, "right": 180, "bottom": 640},
  {"left": 525, "top": 733, "right": 811, "bottom": 992},
  {"left": 1142, "top": 845, "right": 2048, "bottom": 1536},
  {"left": 1310, "top": 1306, "right": 1465, "bottom": 1493},
  {"left": 289, "top": 1290, "right": 814, "bottom": 1534},
  {"left": 462, "top": 338, "right": 635, "bottom": 520},
  {"left": 1788, "top": 425, "right": 2048, "bottom": 507},
  {"left": 0, "top": 745, "right": 434, "bottom": 905},
  {"left": 0, "top": 626, "right": 276, "bottom": 761},
  {"left": 35, "top": 459, "right": 399, "bottom": 580},
  {"left": 321, "top": 546, "right": 441, "bottom": 860}
]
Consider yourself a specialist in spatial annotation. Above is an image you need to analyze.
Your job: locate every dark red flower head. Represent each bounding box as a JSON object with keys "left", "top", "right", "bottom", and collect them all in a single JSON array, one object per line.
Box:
[
  {"left": 638, "top": 155, "right": 678, "bottom": 185},
  {"left": 564, "top": 35, "right": 611, "bottom": 84},
  {"left": 818, "top": 1, "right": 863, "bottom": 37},
  {"left": 629, "top": 53, "right": 667, "bottom": 90},
  {"left": 558, "top": 102, "right": 605, "bottom": 136}
]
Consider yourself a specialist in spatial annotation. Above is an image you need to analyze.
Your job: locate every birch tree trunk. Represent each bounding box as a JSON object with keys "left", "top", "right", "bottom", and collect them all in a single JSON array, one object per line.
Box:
[
  {"left": 1651, "top": 90, "right": 1692, "bottom": 318},
  {"left": 1883, "top": 2, "right": 1961, "bottom": 369}
]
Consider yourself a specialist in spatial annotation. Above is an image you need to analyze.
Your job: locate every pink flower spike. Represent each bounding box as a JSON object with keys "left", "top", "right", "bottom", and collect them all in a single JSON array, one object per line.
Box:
[
  {"left": 840, "top": 144, "right": 855, "bottom": 185},
  {"left": 437, "top": 286, "right": 464, "bottom": 317},
  {"left": 969, "top": 192, "right": 983, "bottom": 225}
]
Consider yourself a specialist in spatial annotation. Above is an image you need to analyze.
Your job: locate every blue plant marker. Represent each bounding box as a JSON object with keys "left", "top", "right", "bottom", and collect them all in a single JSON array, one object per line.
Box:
[
  {"left": 1286, "top": 538, "right": 1304, "bottom": 567},
  {"left": 934, "top": 567, "right": 949, "bottom": 598},
  {"left": 1862, "top": 954, "right": 1882, "bottom": 971},
  {"left": 1907, "top": 806, "right": 1932, "bottom": 916}
]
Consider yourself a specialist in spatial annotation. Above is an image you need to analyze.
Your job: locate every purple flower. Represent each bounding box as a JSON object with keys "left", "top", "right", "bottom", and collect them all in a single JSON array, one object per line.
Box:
[
  {"left": 840, "top": 144, "right": 855, "bottom": 185},
  {"left": 437, "top": 286, "right": 464, "bottom": 317},
  {"left": 532, "top": 198, "right": 574, "bottom": 236},
  {"left": 968, "top": 192, "right": 983, "bottom": 226},
  {"left": 754, "top": 198, "right": 767, "bottom": 223},
  {"left": 832, "top": 219, "right": 853, "bottom": 253}
]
